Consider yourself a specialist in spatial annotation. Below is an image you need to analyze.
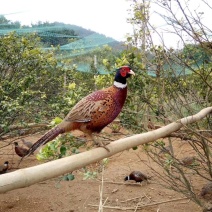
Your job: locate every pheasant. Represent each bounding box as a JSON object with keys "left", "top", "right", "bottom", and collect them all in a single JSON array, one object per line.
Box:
[
  {"left": 181, "top": 156, "right": 196, "bottom": 166},
  {"left": 147, "top": 118, "right": 155, "bottom": 130},
  {"left": 124, "top": 171, "right": 148, "bottom": 183},
  {"left": 0, "top": 161, "right": 9, "bottom": 174},
  {"left": 14, "top": 142, "right": 29, "bottom": 157},
  {"left": 26, "top": 66, "right": 135, "bottom": 156},
  {"left": 200, "top": 182, "right": 212, "bottom": 196}
]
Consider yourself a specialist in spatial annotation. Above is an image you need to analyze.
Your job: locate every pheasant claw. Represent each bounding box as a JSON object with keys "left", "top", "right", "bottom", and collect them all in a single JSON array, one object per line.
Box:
[{"left": 93, "top": 139, "right": 110, "bottom": 152}]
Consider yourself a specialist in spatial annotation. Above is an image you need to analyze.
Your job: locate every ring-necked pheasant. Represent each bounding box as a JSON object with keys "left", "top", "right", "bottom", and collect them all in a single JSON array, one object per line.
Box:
[
  {"left": 181, "top": 156, "right": 196, "bottom": 166},
  {"left": 124, "top": 171, "right": 148, "bottom": 183},
  {"left": 14, "top": 142, "right": 29, "bottom": 157},
  {"left": 26, "top": 66, "right": 135, "bottom": 156},
  {"left": 201, "top": 182, "right": 212, "bottom": 196},
  {"left": 0, "top": 161, "right": 9, "bottom": 174}
]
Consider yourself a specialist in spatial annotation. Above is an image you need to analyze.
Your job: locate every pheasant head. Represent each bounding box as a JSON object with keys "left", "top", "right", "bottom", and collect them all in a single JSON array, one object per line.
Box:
[{"left": 114, "top": 66, "right": 135, "bottom": 88}]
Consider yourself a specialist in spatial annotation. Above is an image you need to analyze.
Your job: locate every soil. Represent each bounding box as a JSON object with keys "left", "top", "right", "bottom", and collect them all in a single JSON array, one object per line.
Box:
[{"left": 0, "top": 128, "right": 211, "bottom": 212}]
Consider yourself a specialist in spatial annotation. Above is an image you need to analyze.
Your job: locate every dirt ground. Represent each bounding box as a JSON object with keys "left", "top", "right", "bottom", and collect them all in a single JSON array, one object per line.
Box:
[{"left": 0, "top": 128, "right": 211, "bottom": 212}]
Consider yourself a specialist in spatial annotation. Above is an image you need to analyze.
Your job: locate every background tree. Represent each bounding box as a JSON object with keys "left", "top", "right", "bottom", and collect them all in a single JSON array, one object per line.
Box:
[
  {"left": 31, "top": 22, "right": 80, "bottom": 47},
  {"left": 0, "top": 32, "right": 67, "bottom": 137},
  {"left": 124, "top": 0, "right": 212, "bottom": 211},
  {"left": 0, "top": 15, "right": 20, "bottom": 29}
]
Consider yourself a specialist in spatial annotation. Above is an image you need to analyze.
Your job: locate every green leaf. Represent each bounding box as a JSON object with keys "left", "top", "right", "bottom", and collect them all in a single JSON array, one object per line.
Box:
[
  {"left": 132, "top": 146, "right": 138, "bottom": 150},
  {"left": 83, "top": 171, "right": 97, "bottom": 180},
  {"left": 50, "top": 117, "right": 63, "bottom": 125},
  {"left": 60, "top": 145, "right": 67, "bottom": 156},
  {"left": 102, "top": 158, "right": 109, "bottom": 166},
  {"left": 62, "top": 174, "right": 75, "bottom": 181},
  {"left": 71, "top": 147, "right": 80, "bottom": 154}
]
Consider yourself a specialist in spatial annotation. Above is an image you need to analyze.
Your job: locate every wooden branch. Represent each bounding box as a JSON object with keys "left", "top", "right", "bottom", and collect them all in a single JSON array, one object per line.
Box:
[{"left": 0, "top": 107, "right": 211, "bottom": 193}]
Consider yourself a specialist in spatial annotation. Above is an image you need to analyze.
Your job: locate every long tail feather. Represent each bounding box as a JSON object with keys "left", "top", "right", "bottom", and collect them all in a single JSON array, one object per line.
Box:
[{"left": 26, "top": 126, "right": 65, "bottom": 157}]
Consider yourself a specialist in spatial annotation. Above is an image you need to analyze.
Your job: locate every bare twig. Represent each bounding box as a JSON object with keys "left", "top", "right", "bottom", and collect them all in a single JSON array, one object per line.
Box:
[
  {"left": 120, "top": 196, "right": 145, "bottom": 203},
  {"left": 100, "top": 180, "right": 142, "bottom": 186},
  {"left": 88, "top": 197, "right": 189, "bottom": 210}
]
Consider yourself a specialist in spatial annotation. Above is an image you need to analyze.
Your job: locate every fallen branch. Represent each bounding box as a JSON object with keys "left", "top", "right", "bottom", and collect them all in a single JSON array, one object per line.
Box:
[
  {"left": 0, "top": 107, "right": 211, "bottom": 193},
  {"left": 120, "top": 196, "right": 145, "bottom": 203},
  {"left": 99, "top": 180, "right": 142, "bottom": 186},
  {"left": 0, "top": 123, "right": 49, "bottom": 140},
  {"left": 88, "top": 197, "right": 189, "bottom": 210}
]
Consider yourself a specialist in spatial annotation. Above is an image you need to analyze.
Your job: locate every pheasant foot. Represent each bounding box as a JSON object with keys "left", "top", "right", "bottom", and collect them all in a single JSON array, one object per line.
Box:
[
  {"left": 95, "top": 140, "right": 110, "bottom": 152},
  {"left": 86, "top": 134, "right": 110, "bottom": 152}
]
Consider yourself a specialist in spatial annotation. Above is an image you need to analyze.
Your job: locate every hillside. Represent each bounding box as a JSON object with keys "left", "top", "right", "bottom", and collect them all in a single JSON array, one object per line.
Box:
[{"left": 0, "top": 17, "right": 126, "bottom": 51}]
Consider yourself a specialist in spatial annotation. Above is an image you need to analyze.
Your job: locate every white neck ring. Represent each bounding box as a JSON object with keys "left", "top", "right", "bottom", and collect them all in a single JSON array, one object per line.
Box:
[{"left": 114, "top": 81, "right": 127, "bottom": 89}]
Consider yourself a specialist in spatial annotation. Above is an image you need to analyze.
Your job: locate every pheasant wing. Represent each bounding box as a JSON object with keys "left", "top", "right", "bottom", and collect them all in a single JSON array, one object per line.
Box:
[
  {"left": 135, "top": 171, "right": 148, "bottom": 180},
  {"left": 65, "top": 98, "right": 99, "bottom": 122},
  {"left": 64, "top": 90, "right": 115, "bottom": 123}
]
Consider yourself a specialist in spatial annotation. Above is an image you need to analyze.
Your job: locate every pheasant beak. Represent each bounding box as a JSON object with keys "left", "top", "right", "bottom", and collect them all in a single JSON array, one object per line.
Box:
[{"left": 129, "top": 70, "right": 135, "bottom": 76}]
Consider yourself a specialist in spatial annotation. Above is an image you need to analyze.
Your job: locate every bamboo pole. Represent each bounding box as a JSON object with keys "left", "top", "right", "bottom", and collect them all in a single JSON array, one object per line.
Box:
[{"left": 0, "top": 107, "right": 211, "bottom": 193}]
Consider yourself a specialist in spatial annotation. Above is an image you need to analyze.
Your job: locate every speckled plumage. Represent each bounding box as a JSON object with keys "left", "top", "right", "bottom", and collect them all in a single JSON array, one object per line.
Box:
[
  {"left": 26, "top": 66, "right": 134, "bottom": 156},
  {"left": 63, "top": 85, "right": 127, "bottom": 134}
]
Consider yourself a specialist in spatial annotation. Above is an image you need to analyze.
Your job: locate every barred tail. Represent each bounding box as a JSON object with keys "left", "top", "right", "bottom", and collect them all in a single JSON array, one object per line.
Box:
[{"left": 26, "top": 126, "right": 65, "bottom": 157}]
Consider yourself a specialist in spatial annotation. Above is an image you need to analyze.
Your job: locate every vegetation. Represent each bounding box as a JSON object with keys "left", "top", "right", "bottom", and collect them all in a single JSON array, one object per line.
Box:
[
  {"left": 125, "top": 0, "right": 212, "bottom": 211},
  {"left": 0, "top": 32, "right": 65, "bottom": 135},
  {"left": 0, "top": 0, "right": 211, "bottom": 210}
]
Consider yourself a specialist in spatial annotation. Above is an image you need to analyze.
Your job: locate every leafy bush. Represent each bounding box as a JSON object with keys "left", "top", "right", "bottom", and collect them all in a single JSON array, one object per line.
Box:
[{"left": 0, "top": 32, "right": 66, "bottom": 136}]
